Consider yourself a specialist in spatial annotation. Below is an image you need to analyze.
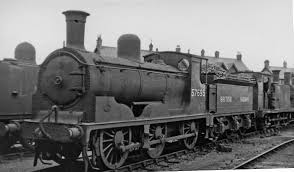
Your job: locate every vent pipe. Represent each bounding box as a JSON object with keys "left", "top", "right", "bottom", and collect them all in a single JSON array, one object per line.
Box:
[
  {"left": 149, "top": 42, "right": 153, "bottom": 51},
  {"left": 264, "top": 60, "right": 270, "bottom": 69},
  {"left": 236, "top": 52, "right": 242, "bottom": 61},
  {"left": 201, "top": 49, "right": 205, "bottom": 57},
  {"left": 62, "top": 10, "right": 90, "bottom": 49},
  {"left": 175, "top": 45, "right": 181, "bottom": 52},
  {"left": 283, "top": 61, "right": 287, "bottom": 68},
  {"left": 215, "top": 51, "right": 220, "bottom": 58}
]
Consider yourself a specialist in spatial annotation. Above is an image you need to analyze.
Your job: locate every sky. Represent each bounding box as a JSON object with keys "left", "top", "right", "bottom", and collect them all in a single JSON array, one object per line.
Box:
[{"left": 0, "top": 0, "right": 293, "bottom": 71}]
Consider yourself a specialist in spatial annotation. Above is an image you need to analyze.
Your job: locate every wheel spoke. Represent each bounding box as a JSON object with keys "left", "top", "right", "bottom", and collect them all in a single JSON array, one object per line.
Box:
[
  {"left": 184, "top": 126, "right": 190, "bottom": 130},
  {"left": 103, "top": 143, "right": 113, "bottom": 152},
  {"left": 150, "top": 129, "right": 156, "bottom": 132},
  {"left": 105, "top": 147, "right": 113, "bottom": 160},
  {"left": 104, "top": 131, "right": 114, "bottom": 138},
  {"left": 109, "top": 152, "right": 114, "bottom": 164},
  {"left": 114, "top": 151, "right": 118, "bottom": 165},
  {"left": 103, "top": 139, "right": 113, "bottom": 143}
]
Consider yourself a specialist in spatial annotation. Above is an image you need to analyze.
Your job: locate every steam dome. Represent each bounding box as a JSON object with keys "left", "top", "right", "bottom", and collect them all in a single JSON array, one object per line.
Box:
[
  {"left": 14, "top": 42, "right": 36, "bottom": 64},
  {"left": 117, "top": 34, "right": 141, "bottom": 62}
]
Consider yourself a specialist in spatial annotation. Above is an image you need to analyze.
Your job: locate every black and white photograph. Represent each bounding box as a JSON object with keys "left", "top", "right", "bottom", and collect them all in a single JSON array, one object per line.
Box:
[{"left": 0, "top": 0, "right": 294, "bottom": 171}]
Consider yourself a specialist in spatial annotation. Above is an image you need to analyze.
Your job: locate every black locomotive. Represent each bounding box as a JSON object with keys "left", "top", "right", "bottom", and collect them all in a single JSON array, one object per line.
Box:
[
  {"left": 0, "top": 42, "right": 38, "bottom": 152},
  {"left": 5, "top": 10, "right": 294, "bottom": 170}
]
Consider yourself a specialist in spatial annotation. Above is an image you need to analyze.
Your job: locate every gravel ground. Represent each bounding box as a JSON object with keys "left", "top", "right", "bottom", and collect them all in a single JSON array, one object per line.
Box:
[
  {"left": 0, "top": 156, "right": 57, "bottom": 172},
  {"left": 1, "top": 128, "right": 293, "bottom": 172},
  {"left": 153, "top": 128, "right": 294, "bottom": 171}
]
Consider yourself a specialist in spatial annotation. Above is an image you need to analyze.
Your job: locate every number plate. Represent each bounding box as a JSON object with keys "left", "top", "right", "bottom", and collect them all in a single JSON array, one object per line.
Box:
[{"left": 191, "top": 89, "right": 206, "bottom": 97}]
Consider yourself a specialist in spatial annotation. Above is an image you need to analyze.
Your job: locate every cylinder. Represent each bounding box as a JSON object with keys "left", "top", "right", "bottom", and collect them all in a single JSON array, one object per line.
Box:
[
  {"left": 67, "top": 127, "right": 82, "bottom": 139},
  {"left": 0, "top": 122, "right": 20, "bottom": 137}
]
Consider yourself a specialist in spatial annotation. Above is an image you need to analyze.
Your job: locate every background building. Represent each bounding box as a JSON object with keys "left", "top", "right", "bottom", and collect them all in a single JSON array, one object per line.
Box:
[
  {"left": 261, "top": 60, "right": 294, "bottom": 84},
  {"left": 94, "top": 36, "right": 250, "bottom": 73},
  {"left": 200, "top": 49, "right": 249, "bottom": 73}
]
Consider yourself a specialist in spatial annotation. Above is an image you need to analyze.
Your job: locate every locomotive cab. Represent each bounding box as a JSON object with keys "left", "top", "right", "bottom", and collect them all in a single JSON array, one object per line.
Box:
[
  {"left": 0, "top": 54, "right": 38, "bottom": 151},
  {"left": 0, "top": 59, "right": 37, "bottom": 120}
]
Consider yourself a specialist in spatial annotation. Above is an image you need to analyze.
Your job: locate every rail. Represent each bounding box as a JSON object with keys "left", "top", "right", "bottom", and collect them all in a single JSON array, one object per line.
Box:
[{"left": 232, "top": 138, "right": 294, "bottom": 169}]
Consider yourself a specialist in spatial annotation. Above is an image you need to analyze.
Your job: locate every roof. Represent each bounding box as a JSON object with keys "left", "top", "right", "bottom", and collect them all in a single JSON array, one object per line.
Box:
[
  {"left": 98, "top": 46, "right": 249, "bottom": 72},
  {"left": 203, "top": 55, "right": 249, "bottom": 72},
  {"left": 262, "top": 66, "right": 294, "bottom": 79},
  {"left": 99, "top": 46, "right": 153, "bottom": 59}
]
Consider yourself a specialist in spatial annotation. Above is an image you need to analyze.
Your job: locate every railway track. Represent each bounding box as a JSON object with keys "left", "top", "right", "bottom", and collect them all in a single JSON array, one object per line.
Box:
[
  {"left": 34, "top": 145, "right": 198, "bottom": 172},
  {"left": 232, "top": 138, "right": 294, "bottom": 169},
  {"left": 0, "top": 128, "right": 266, "bottom": 165},
  {"left": 105, "top": 143, "right": 203, "bottom": 172},
  {"left": 111, "top": 129, "right": 279, "bottom": 172}
]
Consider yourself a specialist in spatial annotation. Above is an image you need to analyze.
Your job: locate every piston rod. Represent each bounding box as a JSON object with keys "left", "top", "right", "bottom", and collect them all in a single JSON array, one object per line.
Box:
[{"left": 119, "top": 133, "right": 196, "bottom": 152}]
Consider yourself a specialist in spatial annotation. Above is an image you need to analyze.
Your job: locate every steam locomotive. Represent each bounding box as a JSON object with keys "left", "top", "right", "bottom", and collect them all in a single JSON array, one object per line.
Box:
[
  {"left": 4, "top": 10, "right": 294, "bottom": 170},
  {"left": 0, "top": 42, "right": 38, "bottom": 152}
]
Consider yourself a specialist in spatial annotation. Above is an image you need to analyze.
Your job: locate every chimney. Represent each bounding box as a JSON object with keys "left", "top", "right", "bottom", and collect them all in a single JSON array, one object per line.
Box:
[
  {"left": 187, "top": 49, "right": 190, "bottom": 54},
  {"left": 236, "top": 52, "right": 242, "bottom": 61},
  {"left": 264, "top": 60, "right": 270, "bottom": 69},
  {"left": 176, "top": 45, "right": 181, "bottom": 52},
  {"left": 149, "top": 42, "right": 153, "bottom": 51},
  {"left": 94, "top": 35, "right": 102, "bottom": 54},
  {"left": 97, "top": 35, "right": 102, "bottom": 48},
  {"left": 284, "top": 72, "right": 291, "bottom": 85},
  {"left": 272, "top": 70, "right": 280, "bottom": 83},
  {"left": 156, "top": 48, "right": 158, "bottom": 52},
  {"left": 215, "top": 51, "right": 219, "bottom": 58},
  {"left": 62, "top": 10, "right": 90, "bottom": 49},
  {"left": 201, "top": 49, "right": 205, "bottom": 57},
  {"left": 283, "top": 61, "right": 287, "bottom": 68}
]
